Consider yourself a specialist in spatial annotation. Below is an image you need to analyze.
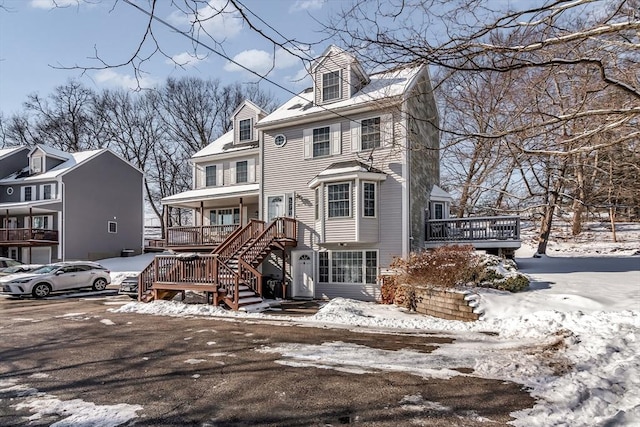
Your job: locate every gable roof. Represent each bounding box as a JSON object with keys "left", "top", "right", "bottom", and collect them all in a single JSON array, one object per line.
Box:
[
  {"left": 230, "top": 99, "right": 268, "bottom": 119},
  {"left": 0, "top": 148, "right": 117, "bottom": 183},
  {"left": 257, "top": 64, "right": 424, "bottom": 127},
  {"left": 28, "top": 144, "right": 71, "bottom": 161},
  {"left": 0, "top": 146, "right": 29, "bottom": 159},
  {"left": 191, "top": 130, "right": 259, "bottom": 160}
]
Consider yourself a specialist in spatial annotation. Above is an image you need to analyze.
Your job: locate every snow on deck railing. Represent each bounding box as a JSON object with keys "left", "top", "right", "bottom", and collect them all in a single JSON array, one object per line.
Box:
[{"left": 425, "top": 216, "right": 520, "bottom": 242}]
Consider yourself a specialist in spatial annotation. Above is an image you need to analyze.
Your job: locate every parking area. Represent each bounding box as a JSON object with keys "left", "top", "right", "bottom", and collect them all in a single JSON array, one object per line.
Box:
[{"left": 0, "top": 293, "right": 534, "bottom": 426}]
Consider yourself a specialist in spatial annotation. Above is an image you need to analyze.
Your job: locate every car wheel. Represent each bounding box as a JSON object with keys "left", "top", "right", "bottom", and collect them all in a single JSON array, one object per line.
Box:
[
  {"left": 32, "top": 283, "right": 51, "bottom": 298},
  {"left": 92, "top": 278, "right": 108, "bottom": 291}
]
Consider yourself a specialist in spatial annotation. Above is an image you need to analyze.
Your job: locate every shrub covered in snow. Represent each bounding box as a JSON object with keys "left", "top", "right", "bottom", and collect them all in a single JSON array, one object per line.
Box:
[{"left": 475, "top": 254, "right": 530, "bottom": 292}]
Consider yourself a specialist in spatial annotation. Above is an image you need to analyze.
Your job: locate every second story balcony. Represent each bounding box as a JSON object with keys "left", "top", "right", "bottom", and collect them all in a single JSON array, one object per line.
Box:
[{"left": 0, "top": 228, "right": 59, "bottom": 245}]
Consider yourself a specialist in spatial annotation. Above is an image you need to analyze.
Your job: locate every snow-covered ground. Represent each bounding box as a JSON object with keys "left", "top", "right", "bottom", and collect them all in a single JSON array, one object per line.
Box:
[{"left": 9, "top": 223, "right": 637, "bottom": 426}]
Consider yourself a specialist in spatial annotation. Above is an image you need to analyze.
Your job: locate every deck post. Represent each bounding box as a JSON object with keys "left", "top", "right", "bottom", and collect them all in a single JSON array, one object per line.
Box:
[
  {"left": 281, "top": 248, "right": 286, "bottom": 299},
  {"left": 200, "top": 201, "right": 204, "bottom": 245},
  {"left": 163, "top": 208, "right": 169, "bottom": 245}
]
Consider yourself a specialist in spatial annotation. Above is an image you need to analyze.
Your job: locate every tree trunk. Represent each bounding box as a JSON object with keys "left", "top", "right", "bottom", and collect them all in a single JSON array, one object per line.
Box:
[{"left": 536, "top": 164, "right": 567, "bottom": 255}]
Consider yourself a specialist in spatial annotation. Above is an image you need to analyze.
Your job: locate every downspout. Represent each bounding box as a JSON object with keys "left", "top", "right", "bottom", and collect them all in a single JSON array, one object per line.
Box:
[{"left": 59, "top": 177, "right": 65, "bottom": 262}]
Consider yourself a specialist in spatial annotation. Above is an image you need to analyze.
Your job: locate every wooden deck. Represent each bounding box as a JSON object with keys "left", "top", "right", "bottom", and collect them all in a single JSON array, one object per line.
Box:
[
  {"left": 138, "top": 218, "right": 298, "bottom": 310},
  {"left": 425, "top": 216, "right": 521, "bottom": 253},
  {"left": 0, "top": 228, "right": 59, "bottom": 246}
]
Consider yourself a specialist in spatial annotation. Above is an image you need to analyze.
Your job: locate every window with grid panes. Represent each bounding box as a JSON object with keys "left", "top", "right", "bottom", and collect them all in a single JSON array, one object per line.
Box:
[
  {"left": 235, "top": 161, "right": 248, "bottom": 183},
  {"left": 313, "top": 127, "right": 330, "bottom": 157},
  {"left": 205, "top": 165, "right": 216, "bottom": 187},
  {"left": 239, "top": 119, "right": 252, "bottom": 141},
  {"left": 363, "top": 182, "right": 375, "bottom": 217},
  {"left": 331, "top": 251, "right": 363, "bottom": 283},
  {"left": 327, "top": 183, "right": 350, "bottom": 218},
  {"left": 361, "top": 117, "right": 381, "bottom": 150},
  {"left": 319, "top": 252, "right": 329, "bottom": 282},
  {"left": 322, "top": 71, "right": 340, "bottom": 101}
]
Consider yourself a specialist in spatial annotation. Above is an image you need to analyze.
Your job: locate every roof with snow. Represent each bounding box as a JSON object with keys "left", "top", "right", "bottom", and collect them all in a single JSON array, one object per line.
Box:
[
  {"left": 258, "top": 64, "right": 424, "bottom": 127},
  {"left": 161, "top": 183, "right": 260, "bottom": 205},
  {"left": 191, "top": 131, "right": 259, "bottom": 159},
  {"left": 29, "top": 144, "right": 72, "bottom": 160},
  {"left": 0, "top": 146, "right": 28, "bottom": 159},
  {"left": 0, "top": 149, "right": 104, "bottom": 183}
]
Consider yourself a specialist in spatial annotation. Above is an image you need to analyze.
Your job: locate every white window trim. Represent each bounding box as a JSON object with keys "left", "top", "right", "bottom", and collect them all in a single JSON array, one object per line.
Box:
[
  {"left": 238, "top": 118, "right": 253, "bottom": 142},
  {"left": 229, "top": 159, "right": 255, "bottom": 184},
  {"left": 21, "top": 185, "right": 36, "bottom": 202},
  {"left": 318, "top": 249, "right": 379, "bottom": 285},
  {"left": 304, "top": 124, "right": 341, "bottom": 159},
  {"left": 31, "top": 156, "right": 43, "bottom": 173},
  {"left": 39, "top": 183, "right": 56, "bottom": 200},
  {"left": 327, "top": 181, "right": 352, "bottom": 219},
  {"left": 32, "top": 215, "right": 54, "bottom": 230},
  {"left": 321, "top": 70, "right": 342, "bottom": 102},
  {"left": 362, "top": 181, "right": 377, "bottom": 218},
  {"left": 351, "top": 114, "right": 393, "bottom": 153},
  {"left": 108, "top": 221, "right": 117, "bottom": 234}
]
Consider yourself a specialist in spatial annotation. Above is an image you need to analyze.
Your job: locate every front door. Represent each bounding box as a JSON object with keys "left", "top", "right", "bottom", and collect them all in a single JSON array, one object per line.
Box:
[
  {"left": 292, "top": 251, "right": 314, "bottom": 299},
  {"left": 267, "top": 196, "right": 285, "bottom": 222}
]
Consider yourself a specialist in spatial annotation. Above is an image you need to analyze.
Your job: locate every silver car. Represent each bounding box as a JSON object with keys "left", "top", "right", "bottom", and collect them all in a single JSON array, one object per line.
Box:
[{"left": 0, "top": 261, "right": 111, "bottom": 298}]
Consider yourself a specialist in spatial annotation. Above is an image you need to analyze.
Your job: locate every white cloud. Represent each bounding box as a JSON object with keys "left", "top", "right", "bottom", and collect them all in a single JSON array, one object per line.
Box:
[
  {"left": 285, "top": 67, "right": 312, "bottom": 90},
  {"left": 166, "top": 52, "right": 208, "bottom": 68},
  {"left": 224, "top": 46, "right": 309, "bottom": 77},
  {"left": 167, "top": 0, "right": 243, "bottom": 40},
  {"left": 224, "top": 49, "right": 273, "bottom": 75},
  {"left": 289, "top": 0, "right": 326, "bottom": 13},
  {"left": 30, "top": 0, "right": 79, "bottom": 8},
  {"left": 93, "top": 69, "right": 158, "bottom": 90}
]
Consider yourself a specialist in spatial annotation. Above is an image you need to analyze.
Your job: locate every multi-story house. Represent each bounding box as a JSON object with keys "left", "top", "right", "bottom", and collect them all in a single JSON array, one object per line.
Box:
[
  {"left": 256, "top": 45, "right": 440, "bottom": 301},
  {"left": 0, "top": 144, "right": 144, "bottom": 263},
  {"left": 148, "top": 45, "right": 520, "bottom": 309}
]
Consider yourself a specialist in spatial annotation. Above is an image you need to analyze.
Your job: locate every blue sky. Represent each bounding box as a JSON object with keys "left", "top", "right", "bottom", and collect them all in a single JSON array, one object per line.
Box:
[{"left": 0, "top": 0, "right": 340, "bottom": 116}]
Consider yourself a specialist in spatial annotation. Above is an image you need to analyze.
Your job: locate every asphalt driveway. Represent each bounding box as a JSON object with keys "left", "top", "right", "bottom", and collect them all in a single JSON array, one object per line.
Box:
[{"left": 0, "top": 294, "right": 534, "bottom": 426}]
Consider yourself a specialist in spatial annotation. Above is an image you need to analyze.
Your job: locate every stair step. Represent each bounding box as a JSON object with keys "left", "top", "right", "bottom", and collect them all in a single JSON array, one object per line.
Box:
[
  {"left": 238, "top": 301, "right": 272, "bottom": 313},
  {"left": 239, "top": 290, "right": 255, "bottom": 298},
  {"left": 237, "top": 296, "right": 263, "bottom": 305}
]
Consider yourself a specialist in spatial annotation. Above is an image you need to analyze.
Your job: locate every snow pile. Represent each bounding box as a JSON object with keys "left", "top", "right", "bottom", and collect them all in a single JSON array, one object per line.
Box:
[
  {"left": 104, "top": 223, "right": 639, "bottom": 426},
  {"left": 0, "top": 378, "right": 142, "bottom": 427}
]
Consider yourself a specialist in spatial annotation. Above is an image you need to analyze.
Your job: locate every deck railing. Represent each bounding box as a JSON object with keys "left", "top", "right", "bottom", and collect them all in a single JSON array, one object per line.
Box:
[
  {"left": 165, "top": 224, "right": 238, "bottom": 246},
  {"left": 0, "top": 228, "right": 59, "bottom": 243},
  {"left": 426, "top": 216, "right": 520, "bottom": 242}
]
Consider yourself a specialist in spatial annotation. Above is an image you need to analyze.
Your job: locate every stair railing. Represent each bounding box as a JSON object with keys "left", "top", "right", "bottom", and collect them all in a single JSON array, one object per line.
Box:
[
  {"left": 214, "top": 219, "right": 265, "bottom": 263},
  {"left": 239, "top": 217, "right": 297, "bottom": 266},
  {"left": 218, "top": 261, "right": 240, "bottom": 310},
  {"left": 137, "top": 259, "right": 156, "bottom": 301}
]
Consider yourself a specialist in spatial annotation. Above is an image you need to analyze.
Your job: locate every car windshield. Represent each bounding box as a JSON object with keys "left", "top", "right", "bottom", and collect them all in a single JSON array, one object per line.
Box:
[
  {"left": 4, "top": 265, "right": 24, "bottom": 273},
  {"left": 31, "top": 265, "right": 61, "bottom": 274}
]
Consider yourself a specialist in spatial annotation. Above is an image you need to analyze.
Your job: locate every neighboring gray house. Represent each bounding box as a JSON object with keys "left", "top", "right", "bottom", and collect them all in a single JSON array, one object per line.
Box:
[
  {"left": 257, "top": 45, "right": 440, "bottom": 301},
  {"left": 0, "top": 144, "right": 144, "bottom": 263}
]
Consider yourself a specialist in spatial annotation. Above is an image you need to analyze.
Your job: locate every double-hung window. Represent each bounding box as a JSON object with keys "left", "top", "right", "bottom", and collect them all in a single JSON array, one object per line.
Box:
[
  {"left": 313, "top": 127, "right": 330, "bottom": 158},
  {"left": 363, "top": 182, "right": 376, "bottom": 217},
  {"left": 205, "top": 165, "right": 217, "bottom": 187},
  {"left": 361, "top": 117, "right": 381, "bottom": 150},
  {"left": 322, "top": 71, "right": 340, "bottom": 101},
  {"left": 23, "top": 186, "right": 33, "bottom": 201},
  {"left": 235, "top": 161, "right": 248, "bottom": 183},
  {"left": 327, "top": 183, "right": 350, "bottom": 218},
  {"left": 239, "top": 119, "right": 252, "bottom": 141}
]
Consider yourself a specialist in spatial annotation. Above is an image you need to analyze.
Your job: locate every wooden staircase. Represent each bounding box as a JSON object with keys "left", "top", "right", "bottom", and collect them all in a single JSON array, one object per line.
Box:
[{"left": 137, "top": 217, "right": 297, "bottom": 310}]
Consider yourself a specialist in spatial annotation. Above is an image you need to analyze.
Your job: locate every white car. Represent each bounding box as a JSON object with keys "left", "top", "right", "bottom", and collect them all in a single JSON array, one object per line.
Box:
[{"left": 0, "top": 261, "right": 111, "bottom": 298}]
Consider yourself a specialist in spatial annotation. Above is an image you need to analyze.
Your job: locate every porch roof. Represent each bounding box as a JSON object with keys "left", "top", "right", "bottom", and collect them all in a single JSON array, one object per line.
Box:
[
  {"left": 161, "top": 184, "right": 260, "bottom": 206},
  {"left": 0, "top": 200, "right": 62, "bottom": 215}
]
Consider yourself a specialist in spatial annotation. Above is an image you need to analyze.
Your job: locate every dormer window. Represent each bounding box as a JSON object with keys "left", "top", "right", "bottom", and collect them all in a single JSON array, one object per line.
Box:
[
  {"left": 31, "top": 156, "right": 43, "bottom": 174},
  {"left": 239, "top": 119, "right": 252, "bottom": 141},
  {"left": 322, "top": 71, "right": 341, "bottom": 101}
]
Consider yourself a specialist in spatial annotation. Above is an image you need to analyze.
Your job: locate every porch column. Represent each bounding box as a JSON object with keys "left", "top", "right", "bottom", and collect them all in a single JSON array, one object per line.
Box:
[
  {"left": 239, "top": 197, "right": 244, "bottom": 226},
  {"left": 29, "top": 207, "right": 33, "bottom": 240},
  {"left": 163, "top": 207, "right": 169, "bottom": 245},
  {"left": 4, "top": 209, "right": 8, "bottom": 242},
  {"left": 200, "top": 201, "right": 204, "bottom": 245}
]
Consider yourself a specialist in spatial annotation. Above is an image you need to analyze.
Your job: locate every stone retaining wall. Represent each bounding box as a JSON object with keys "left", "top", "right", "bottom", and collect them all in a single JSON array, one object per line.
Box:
[{"left": 412, "top": 287, "right": 480, "bottom": 321}]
